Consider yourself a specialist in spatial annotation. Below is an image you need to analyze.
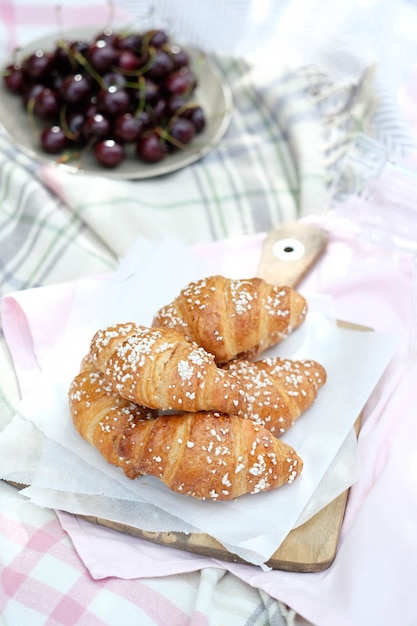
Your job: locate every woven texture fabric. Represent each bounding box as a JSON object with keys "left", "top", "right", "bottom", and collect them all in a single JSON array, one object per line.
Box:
[{"left": 1, "top": 1, "right": 412, "bottom": 624}]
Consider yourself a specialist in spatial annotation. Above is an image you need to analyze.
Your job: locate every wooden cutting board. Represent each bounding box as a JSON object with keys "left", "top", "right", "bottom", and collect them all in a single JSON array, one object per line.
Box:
[{"left": 78, "top": 225, "right": 362, "bottom": 572}]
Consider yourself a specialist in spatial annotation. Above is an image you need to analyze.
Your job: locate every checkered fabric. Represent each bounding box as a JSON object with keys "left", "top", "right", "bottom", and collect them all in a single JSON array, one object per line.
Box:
[
  {"left": 1, "top": 481, "right": 297, "bottom": 625},
  {"left": 1, "top": 1, "right": 409, "bottom": 624}
]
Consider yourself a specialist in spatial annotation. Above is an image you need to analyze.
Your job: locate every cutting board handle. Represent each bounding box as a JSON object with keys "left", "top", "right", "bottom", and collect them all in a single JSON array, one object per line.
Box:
[{"left": 257, "top": 222, "right": 327, "bottom": 287}]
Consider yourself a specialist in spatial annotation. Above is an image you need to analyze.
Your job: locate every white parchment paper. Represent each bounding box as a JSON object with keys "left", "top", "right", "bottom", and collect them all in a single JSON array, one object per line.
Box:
[{"left": 0, "top": 236, "right": 397, "bottom": 565}]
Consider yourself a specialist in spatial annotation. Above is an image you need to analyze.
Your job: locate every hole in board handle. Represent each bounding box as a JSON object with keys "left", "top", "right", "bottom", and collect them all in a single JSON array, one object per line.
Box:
[{"left": 272, "top": 237, "right": 305, "bottom": 261}]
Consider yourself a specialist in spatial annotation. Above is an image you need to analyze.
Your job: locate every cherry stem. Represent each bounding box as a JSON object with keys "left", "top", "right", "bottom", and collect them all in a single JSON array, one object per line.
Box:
[
  {"left": 133, "top": 46, "right": 156, "bottom": 76},
  {"left": 25, "top": 97, "right": 39, "bottom": 134},
  {"left": 59, "top": 105, "right": 78, "bottom": 140},
  {"left": 57, "top": 134, "right": 95, "bottom": 166},
  {"left": 121, "top": 6, "right": 155, "bottom": 37},
  {"left": 134, "top": 76, "right": 146, "bottom": 115},
  {"left": 104, "top": 0, "right": 115, "bottom": 32},
  {"left": 55, "top": 39, "right": 77, "bottom": 72},
  {"left": 55, "top": 4, "right": 65, "bottom": 40},
  {"left": 140, "top": 30, "right": 158, "bottom": 58},
  {"left": 157, "top": 126, "right": 192, "bottom": 152},
  {"left": 168, "top": 101, "right": 199, "bottom": 127},
  {"left": 107, "top": 45, "right": 156, "bottom": 81},
  {"left": 57, "top": 148, "right": 82, "bottom": 165},
  {"left": 71, "top": 49, "right": 106, "bottom": 88}
]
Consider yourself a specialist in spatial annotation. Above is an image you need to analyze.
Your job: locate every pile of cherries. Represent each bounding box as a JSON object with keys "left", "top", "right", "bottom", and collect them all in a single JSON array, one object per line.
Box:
[{"left": 3, "top": 27, "right": 206, "bottom": 168}]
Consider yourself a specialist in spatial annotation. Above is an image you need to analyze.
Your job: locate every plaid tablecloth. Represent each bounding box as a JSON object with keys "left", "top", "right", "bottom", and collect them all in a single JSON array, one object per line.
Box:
[{"left": 1, "top": 1, "right": 417, "bottom": 625}]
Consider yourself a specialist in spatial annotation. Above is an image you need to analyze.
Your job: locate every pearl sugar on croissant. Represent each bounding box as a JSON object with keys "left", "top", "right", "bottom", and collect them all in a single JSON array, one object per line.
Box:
[{"left": 68, "top": 275, "right": 324, "bottom": 500}]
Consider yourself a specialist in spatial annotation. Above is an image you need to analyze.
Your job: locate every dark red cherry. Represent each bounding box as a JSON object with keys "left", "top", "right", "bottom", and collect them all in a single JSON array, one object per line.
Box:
[
  {"left": 181, "top": 105, "right": 206, "bottom": 133},
  {"left": 117, "top": 50, "right": 141, "bottom": 72},
  {"left": 82, "top": 112, "right": 110, "bottom": 141},
  {"left": 136, "top": 132, "right": 167, "bottom": 163},
  {"left": 34, "top": 87, "right": 61, "bottom": 120},
  {"left": 97, "top": 86, "right": 131, "bottom": 117},
  {"left": 168, "top": 117, "right": 195, "bottom": 149},
  {"left": 164, "top": 68, "right": 195, "bottom": 95},
  {"left": 60, "top": 73, "right": 91, "bottom": 106},
  {"left": 168, "top": 45, "right": 190, "bottom": 70},
  {"left": 165, "top": 94, "right": 187, "bottom": 117},
  {"left": 146, "top": 49, "right": 174, "bottom": 79},
  {"left": 22, "top": 49, "right": 54, "bottom": 82},
  {"left": 94, "top": 139, "right": 124, "bottom": 167},
  {"left": 113, "top": 112, "right": 144, "bottom": 143},
  {"left": 87, "top": 39, "right": 119, "bottom": 73},
  {"left": 115, "top": 32, "right": 142, "bottom": 52},
  {"left": 146, "top": 29, "right": 169, "bottom": 48},
  {"left": 40, "top": 125, "right": 67, "bottom": 153},
  {"left": 3, "top": 63, "right": 25, "bottom": 93}
]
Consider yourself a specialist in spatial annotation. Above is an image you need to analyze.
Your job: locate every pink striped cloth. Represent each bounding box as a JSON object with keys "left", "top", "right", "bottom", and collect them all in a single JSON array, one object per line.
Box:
[
  {"left": 2, "top": 481, "right": 243, "bottom": 625},
  {"left": 0, "top": 1, "right": 128, "bottom": 55}
]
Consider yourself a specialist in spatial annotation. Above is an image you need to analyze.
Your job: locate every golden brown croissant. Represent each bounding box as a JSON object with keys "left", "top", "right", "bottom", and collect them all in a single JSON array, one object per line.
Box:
[
  {"left": 68, "top": 357, "right": 303, "bottom": 500},
  {"left": 69, "top": 353, "right": 158, "bottom": 429},
  {"left": 223, "top": 356, "right": 327, "bottom": 435},
  {"left": 89, "top": 322, "right": 246, "bottom": 414},
  {"left": 152, "top": 275, "right": 308, "bottom": 363}
]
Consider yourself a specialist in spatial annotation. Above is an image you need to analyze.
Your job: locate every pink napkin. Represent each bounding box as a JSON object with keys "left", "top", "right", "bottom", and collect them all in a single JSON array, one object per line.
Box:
[{"left": 3, "top": 223, "right": 417, "bottom": 626}]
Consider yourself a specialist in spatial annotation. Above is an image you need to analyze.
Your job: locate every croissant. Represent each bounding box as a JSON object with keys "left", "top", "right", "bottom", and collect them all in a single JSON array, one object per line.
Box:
[
  {"left": 70, "top": 353, "right": 158, "bottom": 424},
  {"left": 89, "top": 322, "right": 246, "bottom": 414},
  {"left": 223, "top": 356, "right": 327, "bottom": 435},
  {"left": 68, "top": 357, "right": 303, "bottom": 500},
  {"left": 152, "top": 275, "right": 308, "bottom": 363}
]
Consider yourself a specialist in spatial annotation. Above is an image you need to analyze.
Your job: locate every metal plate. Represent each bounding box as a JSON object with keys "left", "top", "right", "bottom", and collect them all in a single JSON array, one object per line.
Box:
[{"left": 0, "top": 27, "right": 233, "bottom": 179}]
